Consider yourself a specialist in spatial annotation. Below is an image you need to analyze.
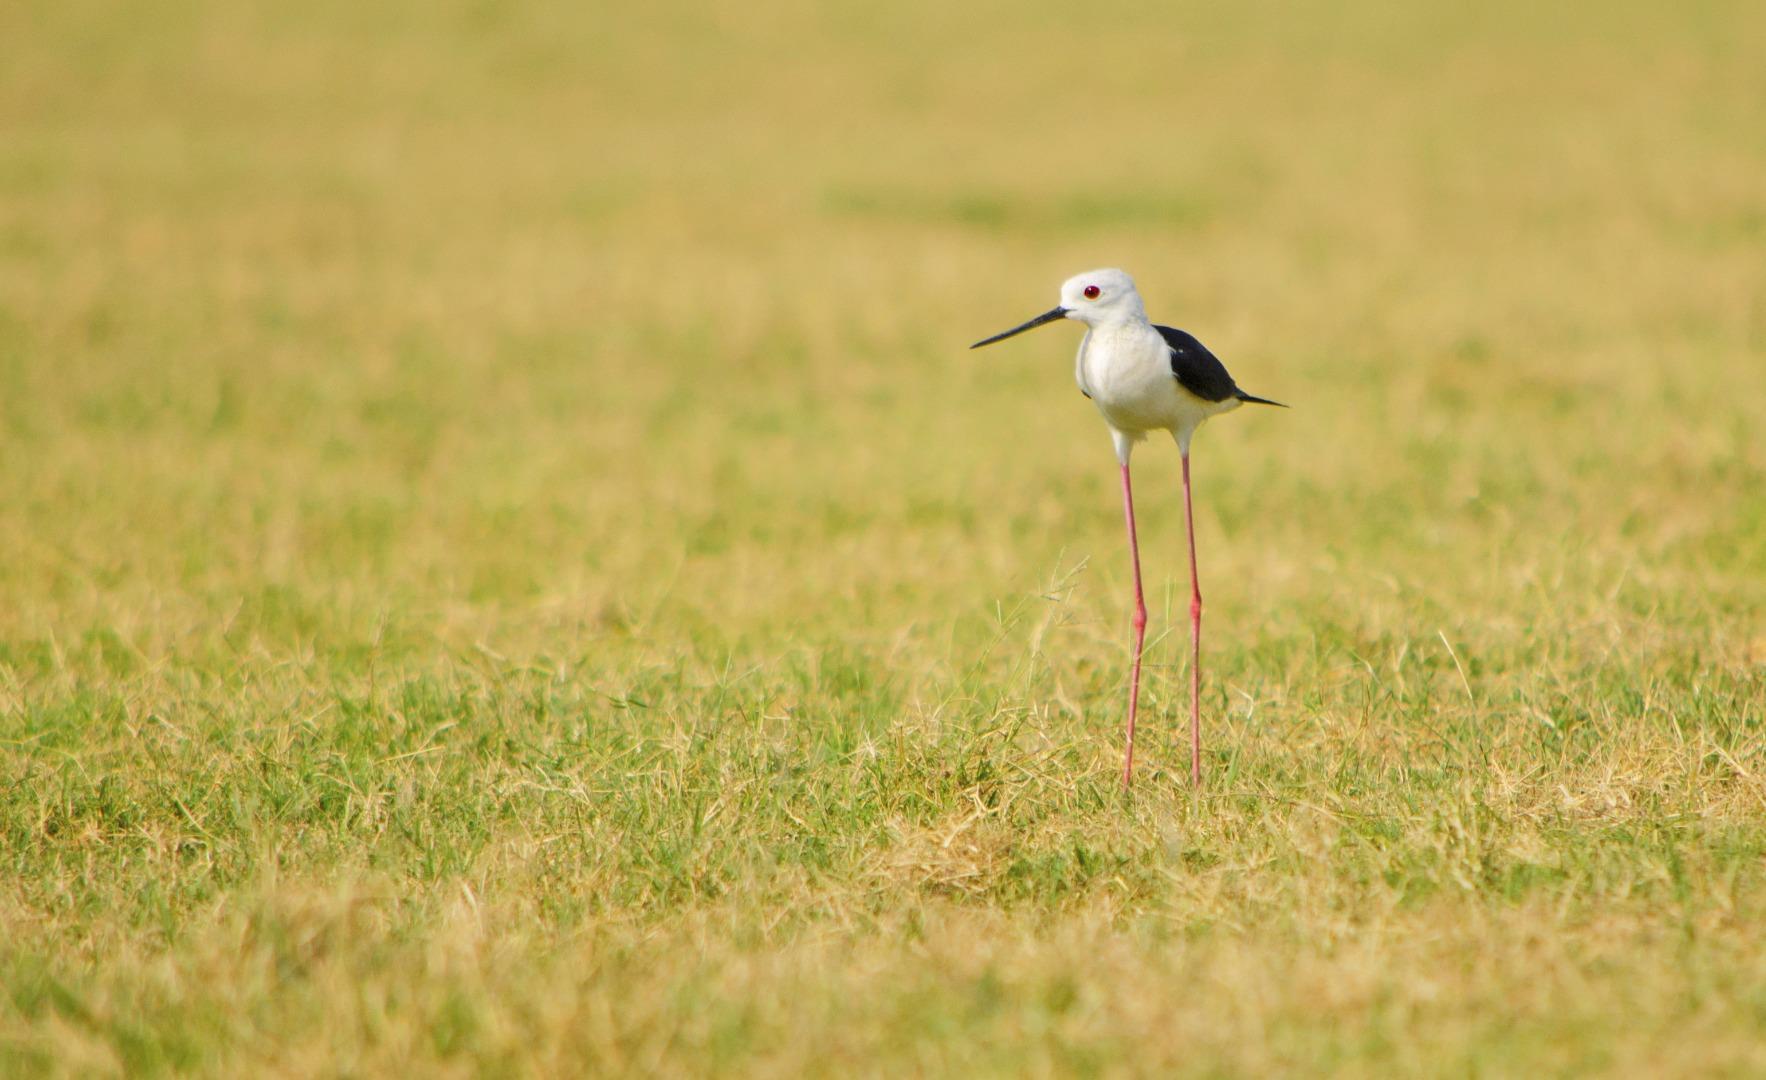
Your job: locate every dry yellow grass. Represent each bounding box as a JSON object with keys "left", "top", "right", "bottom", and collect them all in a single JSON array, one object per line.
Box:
[{"left": 2, "top": 0, "right": 1764, "bottom": 1074}]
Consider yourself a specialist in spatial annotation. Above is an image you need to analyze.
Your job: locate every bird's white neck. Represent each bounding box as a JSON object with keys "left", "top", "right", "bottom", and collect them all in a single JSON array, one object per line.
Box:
[{"left": 1076, "top": 308, "right": 1150, "bottom": 334}]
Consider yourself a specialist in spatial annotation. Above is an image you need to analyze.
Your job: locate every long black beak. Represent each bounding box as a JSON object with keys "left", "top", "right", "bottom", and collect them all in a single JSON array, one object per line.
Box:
[{"left": 970, "top": 306, "right": 1068, "bottom": 349}]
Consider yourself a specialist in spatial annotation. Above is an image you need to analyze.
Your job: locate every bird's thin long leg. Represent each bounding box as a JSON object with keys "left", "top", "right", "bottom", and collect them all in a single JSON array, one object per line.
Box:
[
  {"left": 1119, "top": 461, "right": 1148, "bottom": 789},
  {"left": 1181, "top": 450, "right": 1202, "bottom": 786}
]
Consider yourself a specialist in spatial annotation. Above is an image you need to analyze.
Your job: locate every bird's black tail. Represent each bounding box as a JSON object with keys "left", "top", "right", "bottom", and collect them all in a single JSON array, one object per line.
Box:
[{"left": 1235, "top": 390, "right": 1287, "bottom": 408}]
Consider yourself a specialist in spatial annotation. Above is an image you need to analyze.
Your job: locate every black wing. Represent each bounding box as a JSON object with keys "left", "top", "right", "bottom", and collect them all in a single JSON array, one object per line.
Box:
[{"left": 1155, "top": 325, "right": 1238, "bottom": 402}]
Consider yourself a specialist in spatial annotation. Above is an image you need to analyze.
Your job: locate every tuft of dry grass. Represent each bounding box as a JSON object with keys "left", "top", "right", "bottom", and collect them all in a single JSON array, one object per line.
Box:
[{"left": 2, "top": 0, "right": 1765, "bottom": 1074}]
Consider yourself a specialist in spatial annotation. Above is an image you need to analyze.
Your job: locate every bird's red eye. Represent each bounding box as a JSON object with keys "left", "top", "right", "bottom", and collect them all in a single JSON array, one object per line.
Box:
[{"left": 1083, "top": 285, "right": 1101, "bottom": 300}]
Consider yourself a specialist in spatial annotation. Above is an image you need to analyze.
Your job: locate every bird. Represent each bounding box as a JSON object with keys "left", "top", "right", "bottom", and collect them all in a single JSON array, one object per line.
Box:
[{"left": 971, "top": 268, "right": 1282, "bottom": 788}]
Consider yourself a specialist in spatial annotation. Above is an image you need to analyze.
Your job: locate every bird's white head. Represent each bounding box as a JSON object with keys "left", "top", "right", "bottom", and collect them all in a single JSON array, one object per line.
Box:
[
  {"left": 970, "top": 267, "right": 1147, "bottom": 350},
  {"left": 1058, "top": 268, "right": 1146, "bottom": 326}
]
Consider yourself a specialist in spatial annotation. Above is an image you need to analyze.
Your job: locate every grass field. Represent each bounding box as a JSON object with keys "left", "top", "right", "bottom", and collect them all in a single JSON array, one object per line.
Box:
[{"left": 3, "top": 0, "right": 1765, "bottom": 1074}]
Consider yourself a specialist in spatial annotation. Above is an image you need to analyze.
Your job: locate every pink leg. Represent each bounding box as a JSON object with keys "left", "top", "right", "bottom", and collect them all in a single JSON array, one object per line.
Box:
[
  {"left": 1119, "top": 462, "right": 1148, "bottom": 789},
  {"left": 1181, "top": 451, "right": 1202, "bottom": 787}
]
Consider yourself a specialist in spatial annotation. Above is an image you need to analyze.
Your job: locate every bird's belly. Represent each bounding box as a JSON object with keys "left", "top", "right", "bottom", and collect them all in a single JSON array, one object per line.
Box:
[
  {"left": 1097, "top": 374, "right": 1242, "bottom": 444},
  {"left": 1087, "top": 359, "right": 1189, "bottom": 433}
]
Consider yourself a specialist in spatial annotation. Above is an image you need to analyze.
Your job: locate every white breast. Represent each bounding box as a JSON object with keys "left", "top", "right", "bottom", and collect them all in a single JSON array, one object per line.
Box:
[
  {"left": 1074, "top": 322, "right": 1243, "bottom": 451},
  {"left": 1077, "top": 323, "right": 1189, "bottom": 435}
]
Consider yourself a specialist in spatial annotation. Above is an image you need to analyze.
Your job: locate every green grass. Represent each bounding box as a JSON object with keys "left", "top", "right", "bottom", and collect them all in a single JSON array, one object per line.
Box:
[{"left": 3, "top": 0, "right": 1766, "bottom": 1074}]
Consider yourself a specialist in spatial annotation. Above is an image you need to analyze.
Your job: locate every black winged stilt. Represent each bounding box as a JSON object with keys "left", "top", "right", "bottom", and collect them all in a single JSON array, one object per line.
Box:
[{"left": 972, "top": 268, "right": 1283, "bottom": 788}]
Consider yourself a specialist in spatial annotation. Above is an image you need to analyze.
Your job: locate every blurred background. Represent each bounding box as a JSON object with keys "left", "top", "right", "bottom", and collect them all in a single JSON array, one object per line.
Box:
[
  {"left": 4, "top": 0, "right": 1766, "bottom": 1071},
  {"left": 3, "top": 0, "right": 1762, "bottom": 667}
]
